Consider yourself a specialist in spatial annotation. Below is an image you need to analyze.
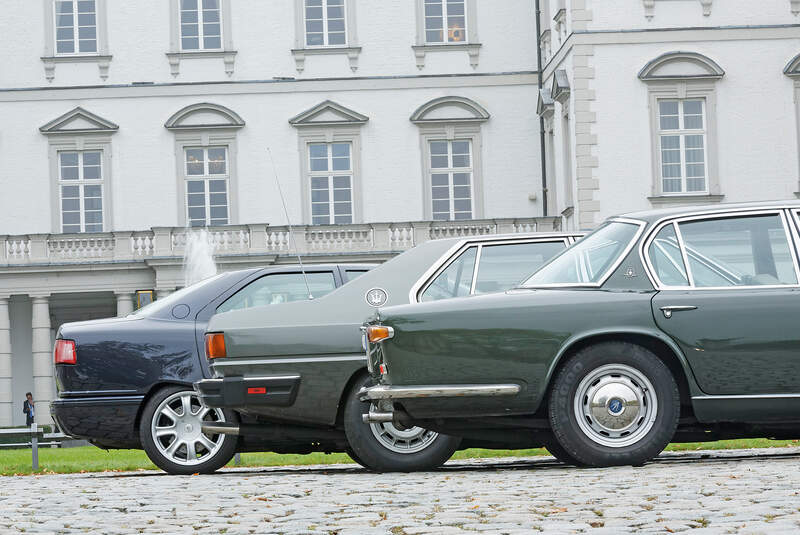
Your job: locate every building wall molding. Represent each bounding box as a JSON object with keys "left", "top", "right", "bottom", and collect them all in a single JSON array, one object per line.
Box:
[
  {"left": 164, "top": 102, "right": 246, "bottom": 131},
  {"left": 40, "top": 107, "right": 119, "bottom": 135},
  {"left": 410, "top": 96, "right": 490, "bottom": 124},
  {"left": 638, "top": 51, "right": 725, "bottom": 81},
  {"left": 570, "top": 45, "right": 599, "bottom": 229},
  {"left": 289, "top": 100, "right": 369, "bottom": 127}
]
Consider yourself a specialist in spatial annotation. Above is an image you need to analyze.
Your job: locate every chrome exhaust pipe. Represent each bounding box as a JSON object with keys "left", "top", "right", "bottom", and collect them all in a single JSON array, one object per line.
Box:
[
  {"left": 202, "top": 424, "right": 240, "bottom": 435},
  {"left": 362, "top": 411, "right": 394, "bottom": 424}
]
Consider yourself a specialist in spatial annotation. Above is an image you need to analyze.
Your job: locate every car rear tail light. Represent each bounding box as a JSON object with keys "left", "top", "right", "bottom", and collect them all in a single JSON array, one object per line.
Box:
[
  {"left": 54, "top": 339, "right": 76, "bottom": 365},
  {"left": 366, "top": 325, "right": 394, "bottom": 344},
  {"left": 205, "top": 333, "right": 227, "bottom": 359}
]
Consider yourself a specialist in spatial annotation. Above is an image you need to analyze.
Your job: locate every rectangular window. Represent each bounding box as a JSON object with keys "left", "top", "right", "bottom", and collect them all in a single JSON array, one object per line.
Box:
[
  {"left": 308, "top": 142, "right": 353, "bottom": 225},
  {"left": 658, "top": 99, "right": 707, "bottom": 194},
  {"left": 180, "top": 0, "right": 222, "bottom": 50},
  {"left": 185, "top": 146, "right": 229, "bottom": 227},
  {"left": 430, "top": 139, "right": 473, "bottom": 221},
  {"left": 55, "top": 0, "right": 97, "bottom": 54},
  {"left": 304, "top": 0, "right": 346, "bottom": 47},
  {"left": 424, "top": 0, "right": 467, "bottom": 43},
  {"left": 58, "top": 150, "right": 103, "bottom": 233}
]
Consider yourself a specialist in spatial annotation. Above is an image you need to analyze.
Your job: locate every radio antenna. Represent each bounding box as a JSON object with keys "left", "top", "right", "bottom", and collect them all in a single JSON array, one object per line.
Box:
[{"left": 266, "top": 146, "right": 313, "bottom": 300}]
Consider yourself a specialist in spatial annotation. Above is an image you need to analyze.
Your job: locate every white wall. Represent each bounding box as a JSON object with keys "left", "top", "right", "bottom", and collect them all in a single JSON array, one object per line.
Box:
[
  {"left": 0, "top": 78, "right": 543, "bottom": 234},
  {"left": 591, "top": 38, "right": 800, "bottom": 221},
  {"left": 0, "top": 0, "right": 539, "bottom": 89}
]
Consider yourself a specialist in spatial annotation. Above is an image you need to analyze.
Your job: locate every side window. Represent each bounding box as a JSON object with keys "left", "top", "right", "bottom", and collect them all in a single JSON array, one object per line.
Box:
[
  {"left": 420, "top": 247, "right": 477, "bottom": 302},
  {"left": 647, "top": 224, "right": 688, "bottom": 286},
  {"left": 474, "top": 241, "right": 566, "bottom": 294},
  {"left": 677, "top": 214, "right": 798, "bottom": 287},
  {"left": 217, "top": 272, "right": 337, "bottom": 313},
  {"left": 343, "top": 269, "right": 368, "bottom": 282}
]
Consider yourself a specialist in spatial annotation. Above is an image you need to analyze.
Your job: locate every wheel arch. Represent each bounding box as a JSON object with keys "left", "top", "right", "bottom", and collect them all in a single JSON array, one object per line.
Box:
[
  {"left": 541, "top": 329, "right": 700, "bottom": 417},
  {"left": 334, "top": 366, "right": 370, "bottom": 427},
  {"left": 133, "top": 381, "right": 195, "bottom": 436}
]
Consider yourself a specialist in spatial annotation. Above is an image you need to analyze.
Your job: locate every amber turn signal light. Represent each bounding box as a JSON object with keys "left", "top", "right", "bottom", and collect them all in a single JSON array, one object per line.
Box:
[
  {"left": 54, "top": 339, "right": 76, "bottom": 365},
  {"left": 205, "top": 332, "right": 227, "bottom": 359},
  {"left": 366, "top": 325, "right": 394, "bottom": 344}
]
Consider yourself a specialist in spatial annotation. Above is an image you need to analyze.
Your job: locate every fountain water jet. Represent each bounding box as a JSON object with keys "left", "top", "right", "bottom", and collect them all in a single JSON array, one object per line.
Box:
[{"left": 183, "top": 228, "right": 218, "bottom": 287}]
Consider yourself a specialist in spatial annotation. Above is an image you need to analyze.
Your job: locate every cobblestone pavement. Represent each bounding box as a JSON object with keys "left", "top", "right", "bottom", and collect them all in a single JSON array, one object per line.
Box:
[{"left": 1, "top": 448, "right": 800, "bottom": 535}]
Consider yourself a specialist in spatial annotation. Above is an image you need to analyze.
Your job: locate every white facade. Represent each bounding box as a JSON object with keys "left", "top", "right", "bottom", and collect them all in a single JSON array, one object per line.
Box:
[
  {"left": 0, "top": 0, "right": 551, "bottom": 426},
  {"left": 538, "top": 0, "right": 800, "bottom": 229}
]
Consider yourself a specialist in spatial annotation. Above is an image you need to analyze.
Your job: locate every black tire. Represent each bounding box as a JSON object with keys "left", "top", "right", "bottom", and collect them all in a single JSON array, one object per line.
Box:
[
  {"left": 343, "top": 374, "right": 461, "bottom": 472},
  {"left": 345, "top": 447, "right": 368, "bottom": 468},
  {"left": 541, "top": 434, "right": 586, "bottom": 467},
  {"left": 139, "top": 385, "right": 239, "bottom": 475},
  {"left": 548, "top": 342, "right": 679, "bottom": 468}
]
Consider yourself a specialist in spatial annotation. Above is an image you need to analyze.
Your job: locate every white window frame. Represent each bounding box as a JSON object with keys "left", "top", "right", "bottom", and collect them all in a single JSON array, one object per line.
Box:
[
  {"left": 167, "top": 0, "right": 236, "bottom": 76},
  {"left": 303, "top": 0, "right": 348, "bottom": 48},
  {"left": 42, "top": 0, "right": 110, "bottom": 81},
  {"left": 57, "top": 150, "right": 105, "bottom": 233},
  {"left": 184, "top": 146, "right": 230, "bottom": 227},
  {"left": 53, "top": 0, "right": 98, "bottom": 55},
  {"left": 422, "top": 0, "right": 468, "bottom": 44},
  {"left": 413, "top": 0, "right": 480, "bottom": 69},
  {"left": 428, "top": 139, "right": 474, "bottom": 221},
  {"left": 646, "top": 82, "right": 721, "bottom": 203},
  {"left": 291, "top": 0, "right": 360, "bottom": 72},
  {"left": 656, "top": 98, "right": 708, "bottom": 195},
  {"left": 179, "top": 0, "right": 223, "bottom": 51},
  {"left": 307, "top": 142, "right": 354, "bottom": 225}
]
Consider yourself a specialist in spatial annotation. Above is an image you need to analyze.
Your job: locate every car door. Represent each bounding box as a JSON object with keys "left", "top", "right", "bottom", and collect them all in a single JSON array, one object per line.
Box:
[
  {"left": 417, "top": 237, "right": 572, "bottom": 302},
  {"left": 648, "top": 210, "right": 800, "bottom": 396}
]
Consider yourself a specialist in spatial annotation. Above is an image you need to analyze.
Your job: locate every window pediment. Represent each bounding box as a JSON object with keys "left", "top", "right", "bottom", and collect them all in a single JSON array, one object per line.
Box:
[
  {"left": 165, "top": 103, "right": 245, "bottom": 131},
  {"left": 40, "top": 107, "right": 119, "bottom": 136},
  {"left": 537, "top": 88, "right": 554, "bottom": 118},
  {"left": 784, "top": 53, "right": 800, "bottom": 79},
  {"left": 410, "top": 96, "right": 489, "bottom": 125},
  {"left": 639, "top": 51, "right": 724, "bottom": 82},
  {"left": 289, "top": 100, "right": 369, "bottom": 127}
]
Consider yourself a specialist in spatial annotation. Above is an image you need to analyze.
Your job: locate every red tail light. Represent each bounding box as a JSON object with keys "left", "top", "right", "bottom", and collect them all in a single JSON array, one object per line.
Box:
[
  {"left": 54, "top": 339, "right": 76, "bottom": 365},
  {"left": 205, "top": 333, "right": 227, "bottom": 359}
]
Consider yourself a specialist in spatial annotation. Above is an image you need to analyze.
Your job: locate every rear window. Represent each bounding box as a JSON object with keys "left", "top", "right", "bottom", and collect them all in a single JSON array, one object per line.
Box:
[{"left": 217, "top": 272, "right": 337, "bottom": 313}]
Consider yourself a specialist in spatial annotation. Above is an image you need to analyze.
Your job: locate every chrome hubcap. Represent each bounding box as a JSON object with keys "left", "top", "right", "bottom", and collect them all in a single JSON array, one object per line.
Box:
[
  {"left": 368, "top": 403, "right": 439, "bottom": 454},
  {"left": 574, "top": 364, "right": 658, "bottom": 448},
  {"left": 151, "top": 391, "right": 226, "bottom": 466}
]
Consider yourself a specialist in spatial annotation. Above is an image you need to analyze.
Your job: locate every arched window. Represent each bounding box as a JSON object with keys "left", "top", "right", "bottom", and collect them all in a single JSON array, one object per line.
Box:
[
  {"left": 639, "top": 52, "right": 725, "bottom": 205},
  {"left": 411, "top": 97, "right": 489, "bottom": 221},
  {"left": 165, "top": 103, "right": 245, "bottom": 227}
]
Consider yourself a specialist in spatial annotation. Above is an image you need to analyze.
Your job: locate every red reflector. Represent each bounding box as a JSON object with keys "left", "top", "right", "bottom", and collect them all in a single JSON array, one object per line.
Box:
[
  {"left": 54, "top": 339, "right": 77, "bottom": 365},
  {"left": 247, "top": 387, "right": 267, "bottom": 395},
  {"left": 379, "top": 364, "right": 387, "bottom": 375}
]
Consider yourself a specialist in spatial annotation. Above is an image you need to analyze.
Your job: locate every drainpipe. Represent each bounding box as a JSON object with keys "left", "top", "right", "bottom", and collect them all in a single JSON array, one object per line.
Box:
[{"left": 534, "top": 0, "right": 548, "bottom": 217}]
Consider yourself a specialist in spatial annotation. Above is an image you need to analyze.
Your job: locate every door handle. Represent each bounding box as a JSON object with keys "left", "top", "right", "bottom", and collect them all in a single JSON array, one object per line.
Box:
[{"left": 659, "top": 305, "right": 697, "bottom": 319}]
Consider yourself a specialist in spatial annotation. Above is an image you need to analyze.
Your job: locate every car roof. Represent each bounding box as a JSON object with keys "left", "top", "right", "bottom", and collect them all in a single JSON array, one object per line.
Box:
[{"left": 619, "top": 200, "right": 800, "bottom": 224}]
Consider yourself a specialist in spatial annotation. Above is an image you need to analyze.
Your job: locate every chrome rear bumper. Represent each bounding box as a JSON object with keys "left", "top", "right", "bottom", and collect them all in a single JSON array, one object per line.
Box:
[{"left": 360, "top": 383, "right": 520, "bottom": 401}]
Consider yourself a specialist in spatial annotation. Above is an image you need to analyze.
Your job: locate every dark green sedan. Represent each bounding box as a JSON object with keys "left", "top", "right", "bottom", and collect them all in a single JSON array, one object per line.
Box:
[{"left": 362, "top": 201, "right": 800, "bottom": 468}]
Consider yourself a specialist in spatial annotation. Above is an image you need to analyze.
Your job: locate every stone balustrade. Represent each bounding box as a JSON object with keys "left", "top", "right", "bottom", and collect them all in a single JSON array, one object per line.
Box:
[{"left": 0, "top": 217, "right": 561, "bottom": 265}]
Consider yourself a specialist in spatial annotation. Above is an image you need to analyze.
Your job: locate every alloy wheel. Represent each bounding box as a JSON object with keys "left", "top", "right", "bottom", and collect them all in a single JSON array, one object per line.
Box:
[
  {"left": 368, "top": 403, "right": 439, "bottom": 454},
  {"left": 150, "top": 391, "right": 227, "bottom": 466}
]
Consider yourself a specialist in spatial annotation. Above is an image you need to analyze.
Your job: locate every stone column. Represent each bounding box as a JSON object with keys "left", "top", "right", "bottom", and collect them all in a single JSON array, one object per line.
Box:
[
  {"left": 0, "top": 297, "right": 12, "bottom": 427},
  {"left": 31, "top": 294, "right": 53, "bottom": 426},
  {"left": 115, "top": 292, "right": 135, "bottom": 317},
  {"left": 157, "top": 288, "right": 174, "bottom": 300}
]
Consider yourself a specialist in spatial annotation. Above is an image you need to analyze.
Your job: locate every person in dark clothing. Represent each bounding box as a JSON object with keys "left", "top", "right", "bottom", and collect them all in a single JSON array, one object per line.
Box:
[{"left": 22, "top": 392, "right": 35, "bottom": 426}]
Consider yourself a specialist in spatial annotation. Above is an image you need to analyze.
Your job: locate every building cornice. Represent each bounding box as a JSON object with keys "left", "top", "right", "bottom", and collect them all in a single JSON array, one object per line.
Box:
[{"left": 0, "top": 71, "right": 539, "bottom": 102}]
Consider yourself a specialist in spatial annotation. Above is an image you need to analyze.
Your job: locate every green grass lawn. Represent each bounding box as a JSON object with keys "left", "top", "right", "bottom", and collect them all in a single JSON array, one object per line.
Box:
[{"left": 1, "top": 438, "right": 798, "bottom": 476}]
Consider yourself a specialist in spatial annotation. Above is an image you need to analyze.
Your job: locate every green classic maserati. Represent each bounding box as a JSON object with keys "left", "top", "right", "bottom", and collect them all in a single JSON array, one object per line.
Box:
[{"left": 361, "top": 201, "right": 800, "bottom": 468}]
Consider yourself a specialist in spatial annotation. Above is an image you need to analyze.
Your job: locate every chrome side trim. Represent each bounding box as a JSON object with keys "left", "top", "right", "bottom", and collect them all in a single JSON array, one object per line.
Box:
[
  {"left": 210, "top": 356, "right": 366, "bottom": 368},
  {"left": 362, "top": 384, "right": 521, "bottom": 400},
  {"left": 693, "top": 393, "right": 800, "bottom": 400}
]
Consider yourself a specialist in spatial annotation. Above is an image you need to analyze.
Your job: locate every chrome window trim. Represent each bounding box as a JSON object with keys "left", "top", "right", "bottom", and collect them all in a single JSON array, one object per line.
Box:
[
  {"left": 522, "top": 218, "right": 647, "bottom": 289},
  {"left": 469, "top": 244, "right": 483, "bottom": 295},
  {"left": 640, "top": 208, "right": 800, "bottom": 291},
  {"left": 408, "top": 234, "right": 581, "bottom": 303}
]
